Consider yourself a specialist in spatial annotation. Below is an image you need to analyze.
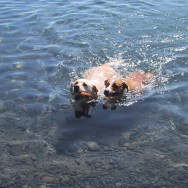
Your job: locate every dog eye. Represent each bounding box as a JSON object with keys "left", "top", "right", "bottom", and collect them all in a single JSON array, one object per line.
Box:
[
  {"left": 75, "top": 81, "right": 78, "bottom": 85},
  {"left": 83, "top": 82, "right": 87, "bottom": 87},
  {"left": 105, "top": 80, "right": 110, "bottom": 87}
]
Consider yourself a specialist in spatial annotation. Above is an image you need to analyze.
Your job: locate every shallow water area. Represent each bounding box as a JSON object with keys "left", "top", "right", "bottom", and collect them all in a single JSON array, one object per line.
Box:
[{"left": 0, "top": 0, "right": 188, "bottom": 187}]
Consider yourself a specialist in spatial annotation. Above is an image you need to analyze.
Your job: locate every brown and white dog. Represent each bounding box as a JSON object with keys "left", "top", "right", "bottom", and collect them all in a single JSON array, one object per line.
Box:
[
  {"left": 104, "top": 71, "right": 154, "bottom": 98},
  {"left": 70, "top": 63, "right": 120, "bottom": 101}
]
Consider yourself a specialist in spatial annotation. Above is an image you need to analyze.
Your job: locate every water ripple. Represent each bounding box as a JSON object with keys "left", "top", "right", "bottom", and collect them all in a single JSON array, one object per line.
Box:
[
  {"left": 0, "top": 0, "right": 188, "bottom": 187},
  {"left": 0, "top": 0, "right": 187, "bottom": 126}
]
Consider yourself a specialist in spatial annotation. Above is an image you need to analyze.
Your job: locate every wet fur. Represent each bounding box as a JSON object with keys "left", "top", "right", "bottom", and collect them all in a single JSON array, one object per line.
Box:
[
  {"left": 104, "top": 71, "right": 154, "bottom": 98},
  {"left": 71, "top": 63, "right": 120, "bottom": 101}
]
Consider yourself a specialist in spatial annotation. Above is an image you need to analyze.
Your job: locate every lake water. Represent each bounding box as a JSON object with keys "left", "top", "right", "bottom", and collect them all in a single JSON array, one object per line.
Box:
[{"left": 0, "top": 0, "right": 188, "bottom": 187}]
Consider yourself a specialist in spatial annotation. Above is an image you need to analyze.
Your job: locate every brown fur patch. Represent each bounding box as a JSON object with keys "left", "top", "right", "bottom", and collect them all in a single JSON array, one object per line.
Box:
[{"left": 80, "top": 91, "right": 93, "bottom": 97}]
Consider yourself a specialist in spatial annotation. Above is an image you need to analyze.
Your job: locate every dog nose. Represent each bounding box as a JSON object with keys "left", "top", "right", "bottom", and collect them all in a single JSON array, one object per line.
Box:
[
  {"left": 104, "top": 90, "right": 109, "bottom": 96},
  {"left": 74, "top": 85, "right": 79, "bottom": 93}
]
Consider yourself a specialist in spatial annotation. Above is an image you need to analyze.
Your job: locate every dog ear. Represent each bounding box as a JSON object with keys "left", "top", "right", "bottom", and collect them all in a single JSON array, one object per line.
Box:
[
  {"left": 104, "top": 80, "right": 110, "bottom": 87},
  {"left": 92, "top": 85, "right": 98, "bottom": 94},
  {"left": 122, "top": 82, "right": 128, "bottom": 92}
]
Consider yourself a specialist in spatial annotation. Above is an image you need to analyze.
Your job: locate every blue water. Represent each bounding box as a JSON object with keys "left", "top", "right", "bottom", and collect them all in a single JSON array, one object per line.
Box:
[{"left": 0, "top": 0, "right": 188, "bottom": 187}]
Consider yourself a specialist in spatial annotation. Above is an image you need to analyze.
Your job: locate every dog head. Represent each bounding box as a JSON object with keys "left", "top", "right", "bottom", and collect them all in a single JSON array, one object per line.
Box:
[
  {"left": 104, "top": 79, "right": 128, "bottom": 97},
  {"left": 70, "top": 79, "right": 98, "bottom": 101}
]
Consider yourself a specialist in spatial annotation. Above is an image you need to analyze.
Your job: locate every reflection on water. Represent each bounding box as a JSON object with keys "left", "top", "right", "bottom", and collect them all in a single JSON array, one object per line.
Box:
[
  {"left": 0, "top": 0, "right": 188, "bottom": 187},
  {"left": 72, "top": 101, "right": 98, "bottom": 118}
]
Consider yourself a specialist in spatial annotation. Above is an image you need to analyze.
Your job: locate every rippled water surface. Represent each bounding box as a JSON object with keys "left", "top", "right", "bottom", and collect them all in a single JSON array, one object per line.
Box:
[{"left": 0, "top": 0, "right": 188, "bottom": 187}]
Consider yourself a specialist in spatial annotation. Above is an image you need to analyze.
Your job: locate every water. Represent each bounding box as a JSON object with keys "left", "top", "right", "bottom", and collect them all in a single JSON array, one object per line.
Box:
[{"left": 0, "top": 0, "right": 188, "bottom": 187}]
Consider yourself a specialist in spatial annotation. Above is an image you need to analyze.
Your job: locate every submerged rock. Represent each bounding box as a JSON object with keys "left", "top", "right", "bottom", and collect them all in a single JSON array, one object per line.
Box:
[{"left": 86, "top": 141, "right": 99, "bottom": 151}]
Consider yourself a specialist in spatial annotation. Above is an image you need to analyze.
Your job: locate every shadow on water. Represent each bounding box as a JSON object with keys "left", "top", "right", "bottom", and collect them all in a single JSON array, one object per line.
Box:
[{"left": 54, "top": 99, "right": 155, "bottom": 154}]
